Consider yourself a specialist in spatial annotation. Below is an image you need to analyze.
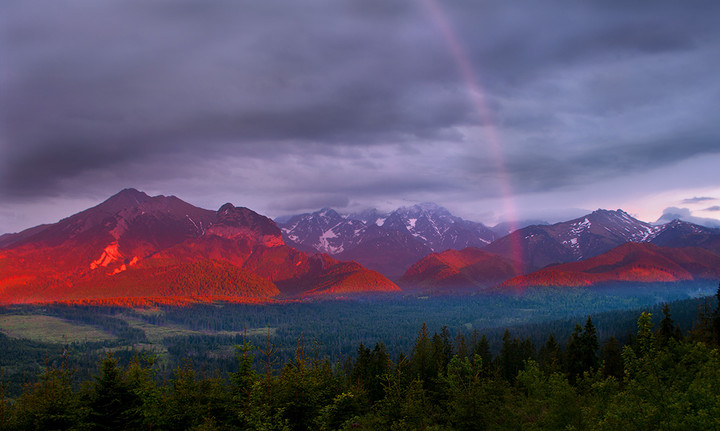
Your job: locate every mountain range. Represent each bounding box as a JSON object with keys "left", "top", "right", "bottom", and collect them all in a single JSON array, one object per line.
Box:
[
  {"left": 279, "top": 203, "right": 496, "bottom": 279},
  {"left": 1, "top": 188, "right": 719, "bottom": 305}
]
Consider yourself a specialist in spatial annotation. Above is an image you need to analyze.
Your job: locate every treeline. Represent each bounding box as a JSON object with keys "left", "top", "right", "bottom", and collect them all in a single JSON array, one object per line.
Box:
[{"left": 3, "top": 290, "right": 720, "bottom": 430}]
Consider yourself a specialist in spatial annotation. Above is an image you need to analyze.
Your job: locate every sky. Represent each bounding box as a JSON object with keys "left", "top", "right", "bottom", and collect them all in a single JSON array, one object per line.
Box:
[{"left": 2, "top": 0, "right": 720, "bottom": 234}]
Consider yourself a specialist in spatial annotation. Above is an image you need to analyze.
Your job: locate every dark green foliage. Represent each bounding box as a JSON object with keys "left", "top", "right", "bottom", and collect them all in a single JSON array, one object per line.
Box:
[
  {"left": 657, "top": 302, "right": 682, "bottom": 347},
  {"left": 455, "top": 330, "right": 468, "bottom": 359},
  {"left": 565, "top": 317, "right": 599, "bottom": 383},
  {"left": 538, "top": 333, "right": 563, "bottom": 374},
  {"left": 712, "top": 282, "right": 720, "bottom": 346},
  {"left": 472, "top": 332, "right": 493, "bottom": 375},
  {"left": 409, "top": 323, "right": 433, "bottom": 386},
  {"left": 498, "top": 329, "right": 536, "bottom": 383},
  {"left": 10, "top": 359, "right": 79, "bottom": 430},
  {"left": 84, "top": 354, "right": 144, "bottom": 430},
  {"left": 600, "top": 337, "right": 624, "bottom": 380},
  {"left": 350, "top": 342, "right": 389, "bottom": 403}
]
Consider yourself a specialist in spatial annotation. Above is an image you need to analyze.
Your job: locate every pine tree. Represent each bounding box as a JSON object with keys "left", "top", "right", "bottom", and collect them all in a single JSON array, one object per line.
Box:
[
  {"left": 600, "top": 337, "right": 624, "bottom": 379},
  {"left": 411, "top": 323, "right": 432, "bottom": 385},
  {"left": 712, "top": 282, "right": 720, "bottom": 346},
  {"left": 11, "top": 357, "right": 79, "bottom": 430},
  {"left": 538, "top": 333, "right": 563, "bottom": 374},
  {"left": 499, "top": 329, "right": 525, "bottom": 383},
  {"left": 581, "top": 316, "right": 599, "bottom": 372},
  {"left": 472, "top": 334, "right": 492, "bottom": 375},
  {"left": 455, "top": 331, "right": 468, "bottom": 359},
  {"left": 565, "top": 324, "right": 584, "bottom": 384},
  {"left": 86, "top": 354, "right": 143, "bottom": 431},
  {"left": 657, "top": 303, "right": 680, "bottom": 347}
]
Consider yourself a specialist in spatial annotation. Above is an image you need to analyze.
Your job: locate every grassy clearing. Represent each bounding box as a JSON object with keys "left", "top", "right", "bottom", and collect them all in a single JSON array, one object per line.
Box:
[
  {"left": 0, "top": 315, "right": 116, "bottom": 343},
  {"left": 115, "top": 314, "right": 274, "bottom": 344},
  {"left": 131, "top": 308, "right": 166, "bottom": 317}
]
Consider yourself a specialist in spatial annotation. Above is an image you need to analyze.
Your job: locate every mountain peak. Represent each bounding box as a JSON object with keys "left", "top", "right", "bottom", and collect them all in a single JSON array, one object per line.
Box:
[
  {"left": 112, "top": 188, "right": 152, "bottom": 203},
  {"left": 415, "top": 202, "right": 443, "bottom": 211},
  {"left": 97, "top": 188, "right": 152, "bottom": 212},
  {"left": 315, "top": 208, "right": 342, "bottom": 219},
  {"left": 218, "top": 203, "right": 236, "bottom": 214},
  {"left": 400, "top": 202, "right": 444, "bottom": 212},
  {"left": 590, "top": 208, "right": 625, "bottom": 216},
  {"left": 394, "top": 202, "right": 452, "bottom": 219},
  {"left": 213, "top": 204, "right": 281, "bottom": 238},
  {"left": 587, "top": 208, "right": 642, "bottom": 224}
]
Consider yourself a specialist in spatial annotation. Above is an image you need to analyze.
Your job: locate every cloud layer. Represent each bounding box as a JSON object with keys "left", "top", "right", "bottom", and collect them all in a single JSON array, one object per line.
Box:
[{"left": 2, "top": 1, "right": 720, "bottom": 232}]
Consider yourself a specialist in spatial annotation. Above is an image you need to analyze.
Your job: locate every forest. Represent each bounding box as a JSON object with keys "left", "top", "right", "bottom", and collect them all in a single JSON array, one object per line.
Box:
[
  {"left": 1, "top": 285, "right": 719, "bottom": 429},
  {"left": 0, "top": 282, "right": 714, "bottom": 396}
]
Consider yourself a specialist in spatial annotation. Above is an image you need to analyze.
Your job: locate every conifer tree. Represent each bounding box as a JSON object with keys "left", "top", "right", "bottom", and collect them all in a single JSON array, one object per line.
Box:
[
  {"left": 86, "top": 354, "right": 143, "bottom": 431},
  {"left": 565, "top": 324, "right": 584, "bottom": 384},
  {"left": 538, "top": 333, "right": 563, "bottom": 374},
  {"left": 472, "top": 334, "right": 492, "bottom": 375},
  {"left": 657, "top": 303, "right": 680, "bottom": 346},
  {"left": 712, "top": 282, "right": 720, "bottom": 346},
  {"left": 581, "top": 316, "right": 599, "bottom": 371},
  {"left": 455, "top": 331, "right": 468, "bottom": 359},
  {"left": 600, "top": 337, "right": 624, "bottom": 379},
  {"left": 411, "top": 323, "right": 432, "bottom": 385}
]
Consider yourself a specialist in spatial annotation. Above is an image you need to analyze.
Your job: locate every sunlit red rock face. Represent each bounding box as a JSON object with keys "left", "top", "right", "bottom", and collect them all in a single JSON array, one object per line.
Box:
[
  {"left": 0, "top": 189, "right": 398, "bottom": 305},
  {"left": 499, "top": 242, "right": 720, "bottom": 291},
  {"left": 399, "top": 247, "right": 520, "bottom": 290}
]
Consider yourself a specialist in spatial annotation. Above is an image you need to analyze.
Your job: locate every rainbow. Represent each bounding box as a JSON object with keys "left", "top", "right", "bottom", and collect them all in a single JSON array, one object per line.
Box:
[{"left": 422, "top": 0, "right": 525, "bottom": 275}]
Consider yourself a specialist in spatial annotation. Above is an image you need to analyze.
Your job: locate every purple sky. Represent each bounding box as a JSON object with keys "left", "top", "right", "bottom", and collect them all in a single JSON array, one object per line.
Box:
[{"left": 2, "top": 1, "right": 720, "bottom": 234}]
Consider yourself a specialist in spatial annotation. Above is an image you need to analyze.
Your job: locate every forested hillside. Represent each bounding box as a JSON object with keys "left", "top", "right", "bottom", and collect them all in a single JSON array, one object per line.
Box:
[{"left": 2, "top": 288, "right": 720, "bottom": 430}]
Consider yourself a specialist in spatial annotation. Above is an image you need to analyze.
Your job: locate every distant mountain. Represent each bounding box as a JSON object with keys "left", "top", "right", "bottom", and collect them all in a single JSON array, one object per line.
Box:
[
  {"left": 500, "top": 242, "right": 720, "bottom": 290},
  {"left": 399, "top": 247, "right": 520, "bottom": 290},
  {"left": 279, "top": 203, "right": 496, "bottom": 279},
  {"left": 650, "top": 220, "right": 720, "bottom": 255},
  {"left": 484, "top": 209, "right": 662, "bottom": 271},
  {"left": 0, "top": 189, "right": 398, "bottom": 305},
  {"left": 336, "top": 225, "right": 431, "bottom": 280},
  {"left": 387, "top": 203, "right": 496, "bottom": 252},
  {"left": 490, "top": 219, "right": 549, "bottom": 237},
  {"left": 654, "top": 209, "right": 720, "bottom": 229}
]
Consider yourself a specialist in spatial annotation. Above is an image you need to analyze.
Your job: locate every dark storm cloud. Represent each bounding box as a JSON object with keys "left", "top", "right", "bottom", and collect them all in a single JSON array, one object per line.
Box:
[
  {"left": 2, "top": 0, "right": 720, "bottom": 208},
  {"left": 266, "top": 195, "right": 351, "bottom": 212}
]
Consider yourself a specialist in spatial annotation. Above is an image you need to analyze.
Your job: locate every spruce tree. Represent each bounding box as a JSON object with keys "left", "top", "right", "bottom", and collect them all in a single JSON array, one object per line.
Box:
[
  {"left": 657, "top": 303, "right": 679, "bottom": 346},
  {"left": 712, "top": 283, "right": 720, "bottom": 346},
  {"left": 86, "top": 354, "right": 143, "bottom": 431},
  {"left": 565, "top": 324, "right": 584, "bottom": 384},
  {"left": 538, "top": 333, "right": 563, "bottom": 374},
  {"left": 581, "top": 316, "right": 599, "bottom": 372},
  {"left": 600, "top": 337, "right": 624, "bottom": 379}
]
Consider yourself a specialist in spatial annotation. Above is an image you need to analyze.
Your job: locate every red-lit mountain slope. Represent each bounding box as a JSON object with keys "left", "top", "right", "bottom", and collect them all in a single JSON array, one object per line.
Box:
[
  {"left": 0, "top": 189, "right": 398, "bottom": 304},
  {"left": 399, "top": 247, "right": 520, "bottom": 289},
  {"left": 499, "top": 242, "right": 720, "bottom": 290}
]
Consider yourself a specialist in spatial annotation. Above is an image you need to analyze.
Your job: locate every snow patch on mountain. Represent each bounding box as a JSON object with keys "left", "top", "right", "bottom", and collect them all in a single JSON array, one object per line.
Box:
[
  {"left": 279, "top": 203, "right": 496, "bottom": 262},
  {"left": 315, "top": 223, "right": 344, "bottom": 254}
]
